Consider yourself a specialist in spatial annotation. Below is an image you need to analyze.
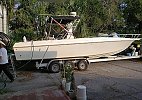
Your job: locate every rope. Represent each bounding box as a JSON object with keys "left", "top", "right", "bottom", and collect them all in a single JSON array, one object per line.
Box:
[
  {"left": 14, "top": 39, "right": 62, "bottom": 88},
  {"left": 38, "top": 45, "right": 49, "bottom": 69},
  {"left": 51, "top": 17, "right": 69, "bottom": 33},
  {"left": 17, "top": 41, "right": 34, "bottom": 70},
  {"left": 37, "top": 45, "right": 61, "bottom": 87}
]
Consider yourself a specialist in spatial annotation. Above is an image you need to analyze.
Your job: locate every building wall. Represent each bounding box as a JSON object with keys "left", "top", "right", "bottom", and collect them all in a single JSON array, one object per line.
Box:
[{"left": 0, "top": 5, "right": 7, "bottom": 34}]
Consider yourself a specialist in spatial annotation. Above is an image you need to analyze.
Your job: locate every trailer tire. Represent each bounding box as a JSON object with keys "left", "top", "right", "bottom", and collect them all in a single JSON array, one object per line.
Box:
[
  {"left": 77, "top": 60, "right": 88, "bottom": 71},
  {"left": 48, "top": 61, "right": 60, "bottom": 73}
]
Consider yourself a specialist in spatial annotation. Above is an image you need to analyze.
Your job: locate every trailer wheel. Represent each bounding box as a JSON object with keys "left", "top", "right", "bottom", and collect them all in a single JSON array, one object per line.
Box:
[
  {"left": 48, "top": 61, "right": 60, "bottom": 73},
  {"left": 77, "top": 60, "right": 88, "bottom": 71}
]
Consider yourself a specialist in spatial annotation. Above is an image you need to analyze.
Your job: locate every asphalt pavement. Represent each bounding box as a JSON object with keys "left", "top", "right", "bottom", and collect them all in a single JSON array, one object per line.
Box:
[
  {"left": 0, "top": 58, "right": 142, "bottom": 100},
  {"left": 74, "top": 58, "right": 142, "bottom": 100},
  {"left": 0, "top": 71, "right": 70, "bottom": 100}
]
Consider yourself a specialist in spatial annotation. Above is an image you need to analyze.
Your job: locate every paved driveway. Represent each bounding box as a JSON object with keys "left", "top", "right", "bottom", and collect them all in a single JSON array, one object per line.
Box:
[
  {"left": 0, "top": 71, "right": 70, "bottom": 100},
  {"left": 74, "top": 59, "right": 142, "bottom": 100}
]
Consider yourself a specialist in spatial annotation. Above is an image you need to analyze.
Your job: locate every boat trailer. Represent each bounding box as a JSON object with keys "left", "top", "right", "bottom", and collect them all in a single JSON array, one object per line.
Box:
[{"left": 35, "top": 49, "right": 142, "bottom": 73}]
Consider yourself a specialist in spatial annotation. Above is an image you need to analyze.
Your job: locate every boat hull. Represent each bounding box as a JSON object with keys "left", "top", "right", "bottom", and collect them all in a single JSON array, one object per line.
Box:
[{"left": 13, "top": 37, "right": 137, "bottom": 60}]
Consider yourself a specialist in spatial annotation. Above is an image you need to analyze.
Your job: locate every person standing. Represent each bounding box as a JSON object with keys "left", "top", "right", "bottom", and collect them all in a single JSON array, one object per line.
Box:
[{"left": 0, "top": 41, "right": 14, "bottom": 82}]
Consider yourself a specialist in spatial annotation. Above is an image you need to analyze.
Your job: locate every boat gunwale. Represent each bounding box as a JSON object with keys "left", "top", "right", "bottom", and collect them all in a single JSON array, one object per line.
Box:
[{"left": 13, "top": 38, "right": 135, "bottom": 48}]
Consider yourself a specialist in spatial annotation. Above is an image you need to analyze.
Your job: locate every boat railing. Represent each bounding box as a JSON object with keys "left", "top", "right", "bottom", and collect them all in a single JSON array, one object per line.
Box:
[{"left": 118, "top": 34, "right": 141, "bottom": 38}]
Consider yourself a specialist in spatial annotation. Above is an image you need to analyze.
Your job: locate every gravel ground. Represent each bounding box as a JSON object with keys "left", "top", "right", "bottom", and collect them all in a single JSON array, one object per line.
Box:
[{"left": 74, "top": 59, "right": 142, "bottom": 100}]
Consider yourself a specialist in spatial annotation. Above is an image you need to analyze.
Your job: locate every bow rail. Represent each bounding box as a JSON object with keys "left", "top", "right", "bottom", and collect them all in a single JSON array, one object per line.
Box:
[{"left": 118, "top": 34, "right": 141, "bottom": 38}]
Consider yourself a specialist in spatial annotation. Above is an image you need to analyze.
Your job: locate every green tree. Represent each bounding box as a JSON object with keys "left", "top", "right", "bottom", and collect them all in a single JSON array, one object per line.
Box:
[
  {"left": 6, "top": 0, "right": 142, "bottom": 42},
  {"left": 0, "top": 0, "right": 15, "bottom": 22},
  {"left": 9, "top": 0, "right": 49, "bottom": 42},
  {"left": 73, "top": 0, "right": 123, "bottom": 37},
  {"left": 122, "top": 0, "right": 142, "bottom": 34}
]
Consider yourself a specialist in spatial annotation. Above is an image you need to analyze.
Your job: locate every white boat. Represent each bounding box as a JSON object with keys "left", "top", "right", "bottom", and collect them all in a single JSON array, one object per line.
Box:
[
  {"left": 13, "top": 14, "right": 140, "bottom": 61},
  {"left": 12, "top": 14, "right": 141, "bottom": 72},
  {"left": 13, "top": 36, "right": 139, "bottom": 61}
]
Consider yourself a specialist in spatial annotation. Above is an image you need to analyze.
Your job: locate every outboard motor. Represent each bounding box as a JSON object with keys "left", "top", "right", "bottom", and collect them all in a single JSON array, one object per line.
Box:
[{"left": 0, "top": 32, "right": 11, "bottom": 46}]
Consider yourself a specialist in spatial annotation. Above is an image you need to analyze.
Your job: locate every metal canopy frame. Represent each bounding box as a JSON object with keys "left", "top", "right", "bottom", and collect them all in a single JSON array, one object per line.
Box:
[
  {"left": 47, "top": 15, "right": 80, "bottom": 24},
  {"left": 45, "top": 15, "right": 80, "bottom": 40}
]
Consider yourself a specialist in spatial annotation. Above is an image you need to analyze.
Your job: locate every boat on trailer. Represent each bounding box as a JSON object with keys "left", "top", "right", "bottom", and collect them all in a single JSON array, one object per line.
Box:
[
  {"left": 13, "top": 37, "right": 139, "bottom": 60},
  {"left": 13, "top": 13, "right": 141, "bottom": 72}
]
